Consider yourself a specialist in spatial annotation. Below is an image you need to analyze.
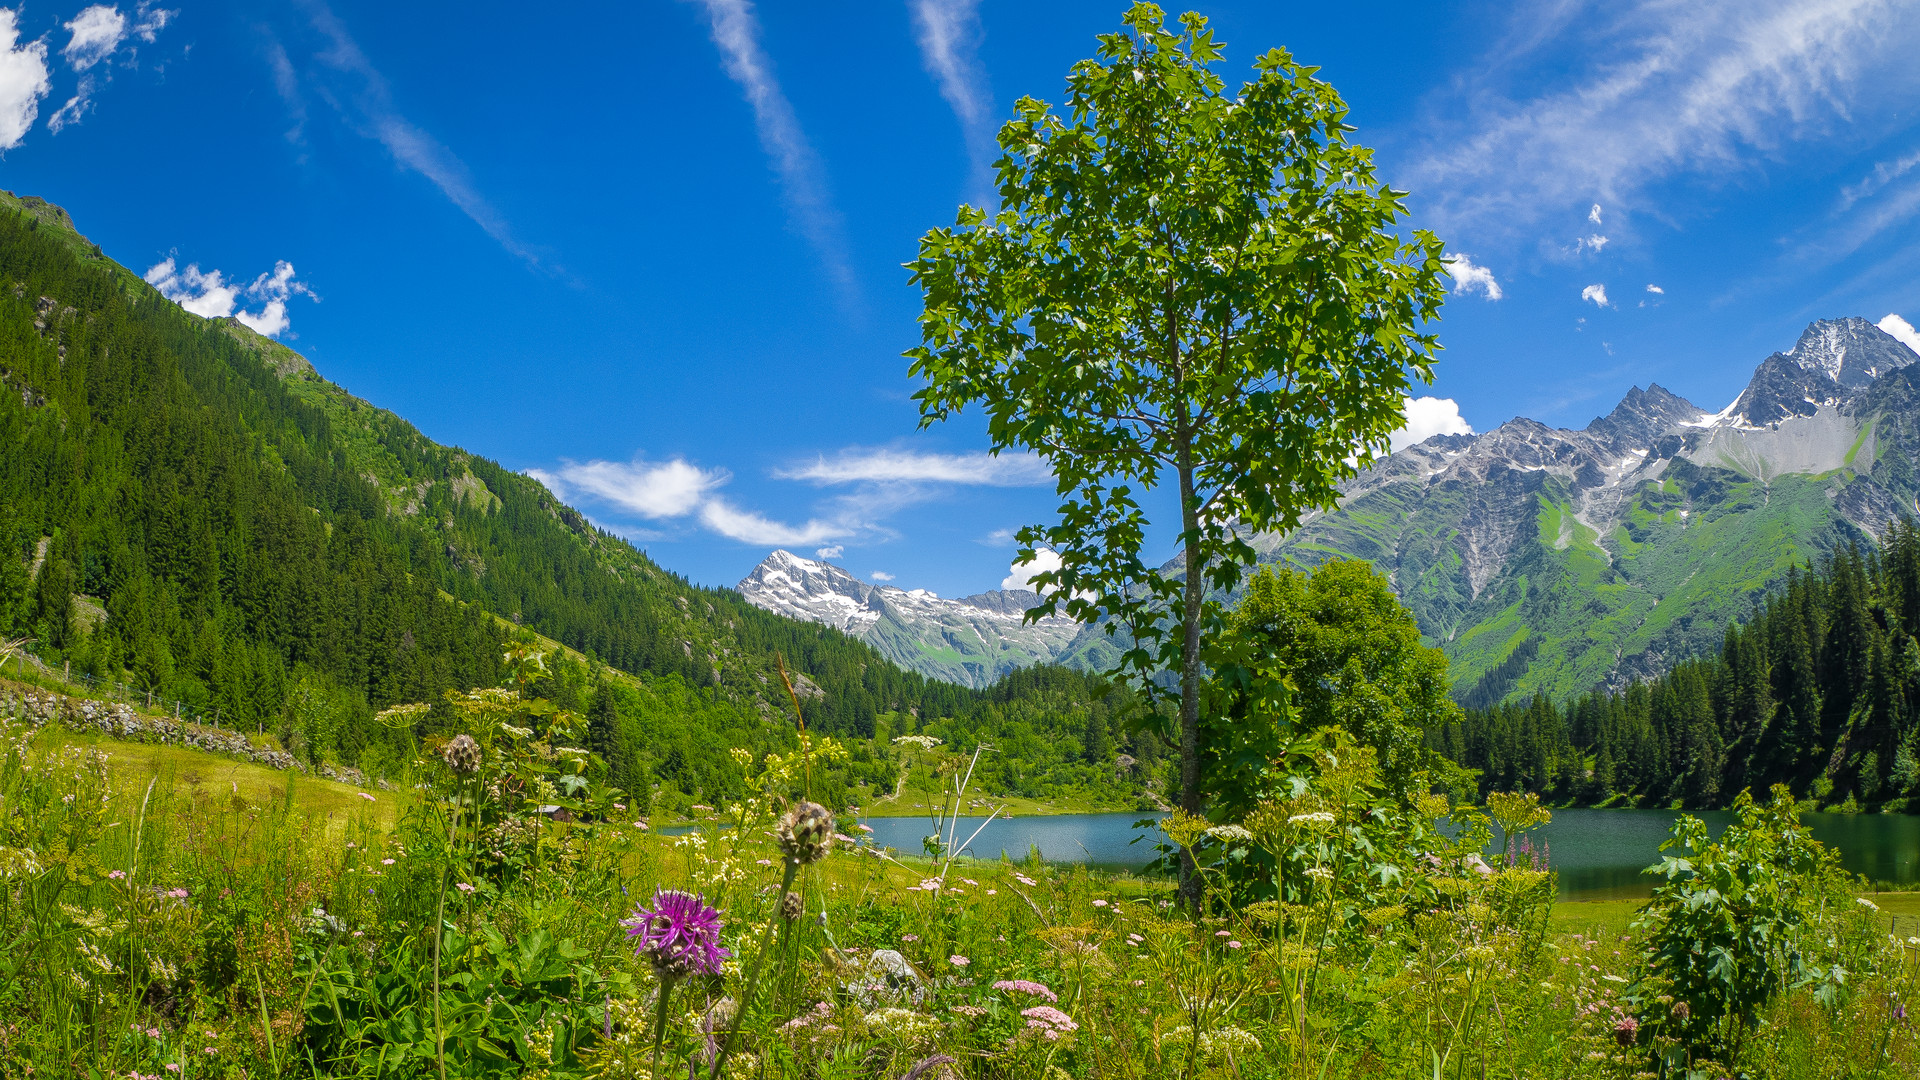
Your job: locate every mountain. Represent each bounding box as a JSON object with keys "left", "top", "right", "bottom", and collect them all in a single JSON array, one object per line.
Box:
[
  {"left": 737, "top": 550, "right": 1113, "bottom": 688},
  {"left": 0, "top": 190, "right": 1141, "bottom": 811},
  {"left": 1257, "top": 316, "right": 1920, "bottom": 706}
]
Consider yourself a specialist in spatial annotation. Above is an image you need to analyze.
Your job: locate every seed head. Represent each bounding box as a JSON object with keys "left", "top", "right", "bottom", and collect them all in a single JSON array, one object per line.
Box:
[
  {"left": 442, "top": 734, "right": 481, "bottom": 775},
  {"left": 777, "top": 801, "right": 835, "bottom": 865},
  {"left": 780, "top": 890, "right": 804, "bottom": 922}
]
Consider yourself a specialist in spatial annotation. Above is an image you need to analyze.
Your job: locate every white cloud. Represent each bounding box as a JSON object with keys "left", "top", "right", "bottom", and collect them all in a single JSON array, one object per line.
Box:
[
  {"left": 909, "top": 0, "right": 996, "bottom": 205},
  {"left": 1646, "top": 284, "right": 1665, "bottom": 294},
  {"left": 779, "top": 447, "right": 1050, "bottom": 486},
  {"left": 1001, "top": 547, "right": 1063, "bottom": 592},
  {"left": 48, "top": 75, "right": 95, "bottom": 133},
  {"left": 870, "top": 570, "right": 894, "bottom": 581},
  {"left": 1589, "top": 203, "right": 1603, "bottom": 224},
  {"left": 690, "top": 0, "right": 856, "bottom": 302},
  {"left": 1388, "top": 396, "right": 1474, "bottom": 453},
  {"left": 1412, "top": 0, "right": 1915, "bottom": 233},
  {"left": 1576, "top": 234, "right": 1609, "bottom": 253},
  {"left": 983, "top": 527, "right": 1017, "bottom": 546},
  {"left": 1443, "top": 252, "right": 1503, "bottom": 300},
  {"left": 63, "top": 5, "right": 126, "bottom": 71},
  {"left": 698, "top": 497, "right": 847, "bottom": 547},
  {"left": 1880, "top": 313, "right": 1920, "bottom": 355},
  {"left": 130, "top": 2, "right": 173, "bottom": 44},
  {"left": 539, "top": 458, "right": 726, "bottom": 519},
  {"left": 1581, "top": 283, "right": 1611, "bottom": 307},
  {"left": 302, "top": 2, "right": 542, "bottom": 269},
  {"left": 815, "top": 544, "right": 844, "bottom": 559},
  {"left": 144, "top": 257, "right": 315, "bottom": 338},
  {"left": 0, "top": 10, "right": 50, "bottom": 149}
]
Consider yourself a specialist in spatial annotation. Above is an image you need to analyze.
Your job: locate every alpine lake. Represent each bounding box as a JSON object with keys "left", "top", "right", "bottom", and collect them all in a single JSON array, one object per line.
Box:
[{"left": 853, "top": 808, "right": 1920, "bottom": 901}]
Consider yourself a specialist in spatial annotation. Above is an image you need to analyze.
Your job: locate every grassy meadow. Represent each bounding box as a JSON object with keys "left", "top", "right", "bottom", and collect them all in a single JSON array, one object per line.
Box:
[{"left": 2, "top": 689, "right": 1918, "bottom": 1080}]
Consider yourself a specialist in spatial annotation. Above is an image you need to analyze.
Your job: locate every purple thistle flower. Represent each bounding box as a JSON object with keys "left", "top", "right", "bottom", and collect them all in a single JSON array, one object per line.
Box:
[{"left": 625, "top": 890, "right": 732, "bottom": 979}]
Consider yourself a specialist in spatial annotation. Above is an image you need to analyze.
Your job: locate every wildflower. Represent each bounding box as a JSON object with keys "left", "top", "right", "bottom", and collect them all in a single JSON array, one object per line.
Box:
[
  {"left": 1021, "top": 1005, "right": 1078, "bottom": 1039},
  {"left": 1014, "top": 873, "right": 1037, "bottom": 887},
  {"left": 625, "top": 890, "right": 732, "bottom": 979},
  {"left": 951, "top": 1005, "right": 986, "bottom": 1018},
  {"left": 442, "top": 734, "right": 481, "bottom": 774},
  {"left": 108, "top": 870, "right": 125, "bottom": 880},
  {"left": 1304, "top": 865, "right": 1333, "bottom": 881},
  {"left": 780, "top": 891, "right": 804, "bottom": 922},
  {"left": 901, "top": 934, "right": 920, "bottom": 943},
  {"left": 613, "top": 803, "right": 625, "bottom": 810},
  {"left": 455, "top": 882, "right": 475, "bottom": 894},
  {"left": 166, "top": 889, "right": 188, "bottom": 899},
  {"left": 1215, "top": 930, "right": 1230, "bottom": 937},
  {"left": 949, "top": 955, "right": 970, "bottom": 967},
  {"left": 919, "top": 878, "right": 942, "bottom": 891},
  {"left": 993, "top": 979, "right": 1057, "bottom": 1003},
  {"left": 1227, "top": 940, "right": 1243, "bottom": 949},
  {"left": 1206, "top": 824, "right": 1254, "bottom": 843},
  {"left": 856, "top": 823, "right": 874, "bottom": 833},
  {"left": 166, "top": 1067, "right": 180, "bottom": 1075},
  {"left": 1092, "top": 899, "right": 1109, "bottom": 908},
  {"left": 776, "top": 801, "right": 835, "bottom": 865},
  {"left": 962, "top": 878, "right": 978, "bottom": 886},
  {"left": 381, "top": 858, "right": 395, "bottom": 866},
  {"left": 1613, "top": 1015, "right": 1639, "bottom": 1047},
  {"left": 1287, "top": 811, "right": 1335, "bottom": 828}
]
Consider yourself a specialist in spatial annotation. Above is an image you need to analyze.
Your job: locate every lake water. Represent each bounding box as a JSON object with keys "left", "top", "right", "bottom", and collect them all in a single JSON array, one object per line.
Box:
[{"left": 856, "top": 808, "right": 1920, "bottom": 901}]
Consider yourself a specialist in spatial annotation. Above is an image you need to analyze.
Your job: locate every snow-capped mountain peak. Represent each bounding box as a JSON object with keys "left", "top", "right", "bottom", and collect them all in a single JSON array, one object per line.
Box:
[{"left": 736, "top": 552, "right": 1100, "bottom": 687}]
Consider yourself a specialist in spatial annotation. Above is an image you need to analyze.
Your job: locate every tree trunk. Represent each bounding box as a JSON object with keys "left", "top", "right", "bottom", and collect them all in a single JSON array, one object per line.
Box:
[{"left": 1176, "top": 445, "right": 1204, "bottom": 910}]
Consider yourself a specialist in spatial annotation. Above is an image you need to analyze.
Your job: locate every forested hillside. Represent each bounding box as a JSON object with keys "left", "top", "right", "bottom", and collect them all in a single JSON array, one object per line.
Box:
[
  {"left": 0, "top": 192, "right": 1156, "bottom": 811},
  {"left": 1434, "top": 523, "right": 1920, "bottom": 811}
]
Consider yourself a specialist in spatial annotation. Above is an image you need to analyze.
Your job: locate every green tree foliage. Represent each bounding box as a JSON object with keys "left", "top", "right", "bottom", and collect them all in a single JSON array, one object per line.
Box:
[
  {"left": 906, "top": 4, "right": 1447, "bottom": 897},
  {"left": 1438, "top": 527, "right": 1920, "bottom": 809},
  {"left": 1206, "top": 561, "right": 1460, "bottom": 816}
]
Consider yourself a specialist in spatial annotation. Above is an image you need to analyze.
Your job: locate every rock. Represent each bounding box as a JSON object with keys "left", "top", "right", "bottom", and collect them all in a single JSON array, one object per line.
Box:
[{"left": 844, "top": 949, "right": 927, "bottom": 1007}]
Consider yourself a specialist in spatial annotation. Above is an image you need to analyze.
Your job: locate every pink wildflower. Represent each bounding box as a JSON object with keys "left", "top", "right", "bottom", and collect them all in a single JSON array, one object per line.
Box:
[
  {"left": 455, "top": 882, "right": 475, "bottom": 894},
  {"left": 900, "top": 934, "right": 919, "bottom": 942},
  {"left": 358, "top": 793, "right": 375, "bottom": 802},
  {"left": 1092, "top": 899, "right": 1108, "bottom": 907},
  {"left": 949, "top": 955, "right": 970, "bottom": 967},
  {"left": 381, "top": 858, "right": 395, "bottom": 866},
  {"left": 1022, "top": 1005, "right": 1078, "bottom": 1038},
  {"left": 108, "top": 870, "right": 125, "bottom": 880},
  {"left": 993, "top": 979, "right": 1057, "bottom": 1003}
]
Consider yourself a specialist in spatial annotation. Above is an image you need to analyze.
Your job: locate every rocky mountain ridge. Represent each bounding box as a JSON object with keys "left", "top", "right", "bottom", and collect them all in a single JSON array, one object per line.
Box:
[
  {"left": 1260, "top": 316, "right": 1920, "bottom": 704},
  {"left": 736, "top": 550, "right": 1106, "bottom": 688}
]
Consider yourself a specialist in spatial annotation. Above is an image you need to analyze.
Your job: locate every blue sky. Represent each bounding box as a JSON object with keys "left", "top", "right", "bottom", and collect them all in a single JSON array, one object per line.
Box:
[{"left": 4, "top": 1, "right": 1920, "bottom": 596}]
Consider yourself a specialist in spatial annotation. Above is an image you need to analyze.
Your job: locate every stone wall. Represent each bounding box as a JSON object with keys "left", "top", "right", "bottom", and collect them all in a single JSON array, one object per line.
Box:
[{"left": 3, "top": 688, "right": 374, "bottom": 789}]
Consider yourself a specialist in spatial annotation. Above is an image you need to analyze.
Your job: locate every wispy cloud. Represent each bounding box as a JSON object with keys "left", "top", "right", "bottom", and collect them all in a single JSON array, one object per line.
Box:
[
  {"left": 528, "top": 458, "right": 727, "bottom": 520},
  {"left": 908, "top": 0, "right": 996, "bottom": 206},
  {"left": 688, "top": 0, "right": 857, "bottom": 303},
  {"left": 1413, "top": 0, "right": 1915, "bottom": 234},
  {"left": 530, "top": 455, "right": 865, "bottom": 548},
  {"left": 292, "top": 0, "right": 546, "bottom": 270},
  {"left": 777, "top": 447, "right": 1050, "bottom": 486}
]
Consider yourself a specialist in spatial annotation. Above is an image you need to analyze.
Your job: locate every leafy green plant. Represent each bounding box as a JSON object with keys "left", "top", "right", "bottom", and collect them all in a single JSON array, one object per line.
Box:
[{"left": 1631, "top": 784, "right": 1860, "bottom": 1066}]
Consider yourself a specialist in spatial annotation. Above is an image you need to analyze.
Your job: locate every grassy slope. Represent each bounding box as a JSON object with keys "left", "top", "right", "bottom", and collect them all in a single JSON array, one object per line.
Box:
[{"left": 1267, "top": 459, "right": 1858, "bottom": 704}]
